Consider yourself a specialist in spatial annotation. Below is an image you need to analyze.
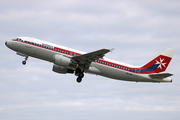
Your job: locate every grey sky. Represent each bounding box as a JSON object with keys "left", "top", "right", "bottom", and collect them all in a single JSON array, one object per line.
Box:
[{"left": 0, "top": 0, "right": 180, "bottom": 120}]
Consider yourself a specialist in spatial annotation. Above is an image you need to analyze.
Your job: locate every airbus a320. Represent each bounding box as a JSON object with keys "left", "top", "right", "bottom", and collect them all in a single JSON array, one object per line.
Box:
[{"left": 5, "top": 37, "right": 176, "bottom": 83}]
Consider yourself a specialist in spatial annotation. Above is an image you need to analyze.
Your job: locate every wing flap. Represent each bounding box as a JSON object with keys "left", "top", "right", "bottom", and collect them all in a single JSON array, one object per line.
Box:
[{"left": 149, "top": 73, "right": 173, "bottom": 79}]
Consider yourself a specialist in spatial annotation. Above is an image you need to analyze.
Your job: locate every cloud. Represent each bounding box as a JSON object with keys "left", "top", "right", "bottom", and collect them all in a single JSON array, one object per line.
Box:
[{"left": 0, "top": 0, "right": 180, "bottom": 120}]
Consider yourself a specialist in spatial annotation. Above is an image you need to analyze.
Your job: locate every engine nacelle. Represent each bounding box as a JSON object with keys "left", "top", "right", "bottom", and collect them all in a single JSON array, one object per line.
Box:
[
  {"left": 52, "top": 64, "right": 74, "bottom": 74},
  {"left": 54, "top": 54, "right": 77, "bottom": 69},
  {"left": 54, "top": 54, "right": 71, "bottom": 67}
]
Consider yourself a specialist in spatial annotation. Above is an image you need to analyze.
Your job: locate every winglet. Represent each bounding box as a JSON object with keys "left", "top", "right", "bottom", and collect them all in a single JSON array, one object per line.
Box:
[{"left": 109, "top": 48, "right": 115, "bottom": 53}]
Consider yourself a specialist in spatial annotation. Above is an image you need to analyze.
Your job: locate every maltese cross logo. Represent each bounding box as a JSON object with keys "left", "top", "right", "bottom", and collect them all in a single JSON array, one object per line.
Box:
[{"left": 156, "top": 58, "right": 167, "bottom": 69}]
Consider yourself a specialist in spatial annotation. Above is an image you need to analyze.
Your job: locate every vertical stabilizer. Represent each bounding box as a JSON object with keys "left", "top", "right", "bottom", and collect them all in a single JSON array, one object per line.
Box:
[{"left": 140, "top": 48, "right": 176, "bottom": 74}]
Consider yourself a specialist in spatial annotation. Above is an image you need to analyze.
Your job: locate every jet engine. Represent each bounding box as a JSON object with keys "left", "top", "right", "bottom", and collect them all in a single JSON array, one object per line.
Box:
[
  {"left": 54, "top": 54, "right": 77, "bottom": 69},
  {"left": 54, "top": 54, "right": 71, "bottom": 67},
  {"left": 52, "top": 64, "right": 74, "bottom": 74}
]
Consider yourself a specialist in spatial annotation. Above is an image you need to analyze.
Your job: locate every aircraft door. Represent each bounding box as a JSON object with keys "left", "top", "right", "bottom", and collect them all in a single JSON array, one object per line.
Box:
[
  {"left": 25, "top": 38, "right": 31, "bottom": 48},
  {"left": 135, "top": 68, "right": 140, "bottom": 73}
]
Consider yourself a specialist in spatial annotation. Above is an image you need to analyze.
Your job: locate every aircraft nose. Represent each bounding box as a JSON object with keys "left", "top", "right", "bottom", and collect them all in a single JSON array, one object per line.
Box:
[{"left": 5, "top": 41, "right": 7, "bottom": 46}]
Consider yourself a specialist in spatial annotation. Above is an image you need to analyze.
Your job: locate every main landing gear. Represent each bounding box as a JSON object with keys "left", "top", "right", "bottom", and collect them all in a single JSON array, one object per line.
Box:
[
  {"left": 75, "top": 68, "right": 84, "bottom": 83},
  {"left": 22, "top": 56, "right": 28, "bottom": 65}
]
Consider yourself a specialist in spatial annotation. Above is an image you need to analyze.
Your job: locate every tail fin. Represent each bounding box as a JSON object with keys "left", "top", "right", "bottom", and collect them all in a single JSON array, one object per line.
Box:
[{"left": 140, "top": 48, "right": 176, "bottom": 74}]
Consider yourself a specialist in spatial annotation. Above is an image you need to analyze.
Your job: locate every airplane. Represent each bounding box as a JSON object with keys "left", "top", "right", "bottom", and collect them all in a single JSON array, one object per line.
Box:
[{"left": 5, "top": 37, "right": 176, "bottom": 83}]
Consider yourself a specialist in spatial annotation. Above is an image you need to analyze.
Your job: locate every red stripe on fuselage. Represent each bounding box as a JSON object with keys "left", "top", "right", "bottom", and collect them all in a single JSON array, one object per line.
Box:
[{"left": 13, "top": 40, "right": 152, "bottom": 74}]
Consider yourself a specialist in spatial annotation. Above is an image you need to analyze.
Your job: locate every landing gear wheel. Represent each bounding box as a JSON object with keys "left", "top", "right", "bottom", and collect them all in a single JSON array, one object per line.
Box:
[
  {"left": 22, "top": 56, "right": 28, "bottom": 65},
  {"left": 22, "top": 61, "right": 26, "bottom": 65},
  {"left": 76, "top": 77, "right": 82, "bottom": 83},
  {"left": 75, "top": 68, "right": 84, "bottom": 83}
]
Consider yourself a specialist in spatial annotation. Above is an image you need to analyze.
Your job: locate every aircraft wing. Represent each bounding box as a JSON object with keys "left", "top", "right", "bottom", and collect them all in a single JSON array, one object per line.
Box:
[{"left": 72, "top": 49, "right": 111, "bottom": 65}]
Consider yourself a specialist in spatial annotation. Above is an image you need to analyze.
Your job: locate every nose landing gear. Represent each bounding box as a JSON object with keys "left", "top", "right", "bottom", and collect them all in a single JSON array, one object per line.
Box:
[{"left": 22, "top": 56, "right": 28, "bottom": 65}]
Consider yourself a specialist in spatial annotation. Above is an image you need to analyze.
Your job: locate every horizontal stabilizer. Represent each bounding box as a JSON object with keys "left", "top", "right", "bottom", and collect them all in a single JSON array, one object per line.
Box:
[{"left": 149, "top": 73, "right": 173, "bottom": 79}]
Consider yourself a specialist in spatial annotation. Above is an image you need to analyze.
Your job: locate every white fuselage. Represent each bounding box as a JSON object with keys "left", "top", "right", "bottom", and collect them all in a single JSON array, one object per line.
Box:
[{"left": 5, "top": 37, "right": 172, "bottom": 83}]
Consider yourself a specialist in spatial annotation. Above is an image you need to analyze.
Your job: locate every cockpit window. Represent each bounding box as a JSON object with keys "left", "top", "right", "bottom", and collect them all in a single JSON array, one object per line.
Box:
[{"left": 13, "top": 38, "right": 22, "bottom": 41}]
